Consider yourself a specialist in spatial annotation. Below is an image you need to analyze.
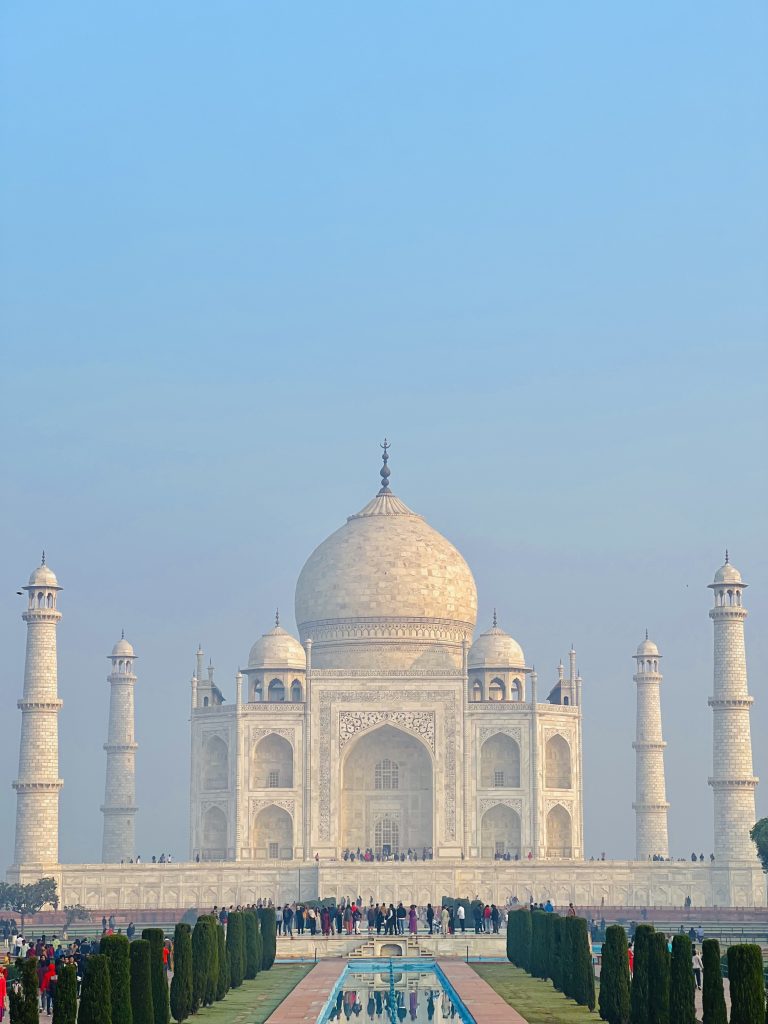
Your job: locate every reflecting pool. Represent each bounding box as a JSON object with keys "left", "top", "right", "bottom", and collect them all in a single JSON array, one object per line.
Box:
[{"left": 320, "top": 961, "right": 474, "bottom": 1023}]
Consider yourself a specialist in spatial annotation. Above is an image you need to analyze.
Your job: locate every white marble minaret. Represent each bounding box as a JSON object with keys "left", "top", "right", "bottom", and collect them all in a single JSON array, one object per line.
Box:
[
  {"left": 13, "top": 555, "right": 64, "bottom": 866},
  {"left": 708, "top": 555, "right": 758, "bottom": 861},
  {"left": 632, "top": 633, "right": 670, "bottom": 860},
  {"left": 101, "top": 633, "right": 139, "bottom": 862}
]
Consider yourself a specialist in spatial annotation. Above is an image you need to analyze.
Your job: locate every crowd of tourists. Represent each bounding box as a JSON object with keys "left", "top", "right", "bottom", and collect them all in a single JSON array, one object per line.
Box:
[{"left": 340, "top": 847, "right": 434, "bottom": 862}]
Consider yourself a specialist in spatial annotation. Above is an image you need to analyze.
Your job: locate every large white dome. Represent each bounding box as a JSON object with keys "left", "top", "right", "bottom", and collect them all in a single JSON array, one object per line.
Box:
[{"left": 295, "top": 483, "right": 477, "bottom": 670}]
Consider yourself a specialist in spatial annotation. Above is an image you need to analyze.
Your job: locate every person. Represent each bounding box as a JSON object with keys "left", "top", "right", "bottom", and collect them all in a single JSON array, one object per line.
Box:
[
  {"left": 440, "top": 906, "right": 449, "bottom": 937},
  {"left": 367, "top": 905, "right": 376, "bottom": 935},
  {"left": 696, "top": 925, "right": 704, "bottom": 943},
  {"left": 473, "top": 905, "right": 482, "bottom": 934},
  {"left": 282, "top": 904, "right": 294, "bottom": 939},
  {"left": 396, "top": 903, "right": 406, "bottom": 935},
  {"left": 306, "top": 906, "right": 316, "bottom": 936},
  {"left": 456, "top": 904, "right": 465, "bottom": 933},
  {"left": 426, "top": 904, "right": 434, "bottom": 935},
  {"left": 692, "top": 946, "right": 703, "bottom": 990},
  {"left": 544, "top": 899, "right": 553, "bottom": 913},
  {"left": 0, "top": 965, "right": 7, "bottom": 1024},
  {"left": 126, "top": 922, "right": 135, "bottom": 940},
  {"left": 567, "top": 903, "right": 576, "bottom": 918},
  {"left": 483, "top": 904, "right": 491, "bottom": 932},
  {"left": 408, "top": 906, "right": 417, "bottom": 935},
  {"left": 275, "top": 905, "right": 283, "bottom": 936},
  {"left": 491, "top": 905, "right": 500, "bottom": 934},
  {"left": 688, "top": 926, "right": 696, "bottom": 943},
  {"left": 321, "top": 907, "right": 331, "bottom": 937},
  {"left": 40, "top": 961, "right": 56, "bottom": 1014},
  {"left": 101, "top": 916, "right": 107, "bottom": 932},
  {"left": 108, "top": 915, "right": 115, "bottom": 930},
  {"left": 628, "top": 942, "right": 634, "bottom": 976},
  {"left": 296, "top": 906, "right": 305, "bottom": 936}
]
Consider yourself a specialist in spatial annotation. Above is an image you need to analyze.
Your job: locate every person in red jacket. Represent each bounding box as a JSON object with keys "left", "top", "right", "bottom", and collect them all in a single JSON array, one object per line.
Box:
[{"left": 0, "top": 967, "right": 8, "bottom": 1023}]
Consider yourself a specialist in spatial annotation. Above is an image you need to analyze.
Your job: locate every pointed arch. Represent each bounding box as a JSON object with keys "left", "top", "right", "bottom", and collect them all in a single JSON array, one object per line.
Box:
[
  {"left": 203, "top": 736, "right": 228, "bottom": 790},
  {"left": 252, "top": 733, "right": 293, "bottom": 788},
  {"left": 546, "top": 804, "right": 572, "bottom": 858},
  {"left": 480, "top": 732, "right": 521, "bottom": 788},
  {"left": 545, "top": 734, "right": 572, "bottom": 789},
  {"left": 202, "top": 806, "right": 227, "bottom": 859},
  {"left": 481, "top": 804, "right": 521, "bottom": 858},
  {"left": 252, "top": 804, "right": 293, "bottom": 859}
]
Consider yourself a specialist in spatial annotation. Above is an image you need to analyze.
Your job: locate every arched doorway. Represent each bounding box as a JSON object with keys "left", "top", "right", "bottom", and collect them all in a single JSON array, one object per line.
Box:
[
  {"left": 253, "top": 805, "right": 293, "bottom": 860},
  {"left": 203, "top": 737, "right": 228, "bottom": 790},
  {"left": 480, "top": 733, "right": 521, "bottom": 788},
  {"left": 252, "top": 734, "right": 293, "bottom": 788},
  {"left": 202, "top": 806, "right": 227, "bottom": 859},
  {"left": 545, "top": 735, "right": 572, "bottom": 788},
  {"left": 546, "top": 804, "right": 572, "bottom": 858},
  {"left": 480, "top": 804, "right": 521, "bottom": 858},
  {"left": 341, "top": 724, "right": 433, "bottom": 856}
]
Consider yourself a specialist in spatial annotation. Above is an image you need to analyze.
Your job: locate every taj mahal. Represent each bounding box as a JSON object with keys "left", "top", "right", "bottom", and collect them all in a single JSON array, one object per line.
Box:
[{"left": 7, "top": 445, "right": 765, "bottom": 910}]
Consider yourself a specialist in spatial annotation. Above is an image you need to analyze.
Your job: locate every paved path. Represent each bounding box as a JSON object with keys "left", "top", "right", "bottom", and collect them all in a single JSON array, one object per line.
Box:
[
  {"left": 438, "top": 960, "right": 529, "bottom": 1023},
  {"left": 264, "top": 960, "right": 344, "bottom": 1023}
]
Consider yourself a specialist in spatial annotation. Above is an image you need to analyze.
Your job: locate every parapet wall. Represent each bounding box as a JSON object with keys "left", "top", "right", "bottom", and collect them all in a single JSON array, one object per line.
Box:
[{"left": 6, "top": 857, "right": 765, "bottom": 910}]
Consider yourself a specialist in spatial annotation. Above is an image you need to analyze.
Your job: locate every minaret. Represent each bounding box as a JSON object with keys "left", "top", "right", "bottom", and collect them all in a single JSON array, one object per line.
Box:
[
  {"left": 101, "top": 633, "right": 139, "bottom": 862},
  {"left": 13, "top": 555, "right": 64, "bottom": 866},
  {"left": 708, "top": 555, "right": 758, "bottom": 861},
  {"left": 632, "top": 633, "right": 670, "bottom": 860}
]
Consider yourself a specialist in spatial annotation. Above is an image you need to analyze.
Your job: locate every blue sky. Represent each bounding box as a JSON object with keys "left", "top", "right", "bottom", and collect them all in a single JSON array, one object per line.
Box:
[{"left": 1, "top": 2, "right": 766, "bottom": 868}]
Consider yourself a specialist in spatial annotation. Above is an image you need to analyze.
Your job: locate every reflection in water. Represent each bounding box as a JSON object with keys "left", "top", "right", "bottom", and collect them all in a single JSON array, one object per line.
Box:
[{"left": 325, "top": 970, "right": 459, "bottom": 1021}]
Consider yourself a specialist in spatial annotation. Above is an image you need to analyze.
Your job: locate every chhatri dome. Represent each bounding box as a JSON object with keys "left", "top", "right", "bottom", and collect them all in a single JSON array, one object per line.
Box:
[
  {"left": 248, "top": 615, "right": 306, "bottom": 670},
  {"left": 712, "top": 551, "right": 744, "bottom": 586},
  {"left": 468, "top": 612, "right": 526, "bottom": 669},
  {"left": 27, "top": 552, "right": 60, "bottom": 590},
  {"left": 295, "top": 441, "right": 477, "bottom": 670}
]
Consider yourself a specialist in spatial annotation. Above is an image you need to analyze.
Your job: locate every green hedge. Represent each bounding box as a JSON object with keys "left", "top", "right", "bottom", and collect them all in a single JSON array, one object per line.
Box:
[
  {"left": 141, "top": 929, "right": 169, "bottom": 1024},
  {"left": 727, "top": 944, "right": 765, "bottom": 1024},
  {"left": 53, "top": 963, "right": 78, "bottom": 1024},
  {"left": 100, "top": 934, "right": 133, "bottom": 1024},
  {"left": 170, "top": 923, "right": 193, "bottom": 1022},
  {"left": 78, "top": 955, "right": 112, "bottom": 1024},
  {"left": 701, "top": 939, "right": 727, "bottom": 1024},
  {"left": 568, "top": 916, "right": 596, "bottom": 1010},
  {"left": 129, "top": 940, "right": 154, "bottom": 1024},
  {"left": 648, "top": 931, "right": 670, "bottom": 1024}
]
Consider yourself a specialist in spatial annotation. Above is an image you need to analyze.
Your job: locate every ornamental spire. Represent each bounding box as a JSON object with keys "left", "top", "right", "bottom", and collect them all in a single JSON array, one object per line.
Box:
[
  {"left": 725, "top": 548, "right": 729, "bottom": 564},
  {"left": 492, "top": 608, "right": 497, "bottom": 628},
  {"left": 41, "top": 550, "right": 46, "bottom": 565},
  {"left": 275, "top": 608, "right": 280, "bottom": 627},
  {"left": 378, "top": 438, "right": 391, "bottom": 493}
]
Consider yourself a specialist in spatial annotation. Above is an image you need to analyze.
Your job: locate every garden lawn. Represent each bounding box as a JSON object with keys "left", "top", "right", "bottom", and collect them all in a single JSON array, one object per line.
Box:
[
  {"left": 193, "top": 965, "right": 314, "bottom": 1024},
  {"left": 471, "top": 964, "right": 598, "bottom": 1023}
]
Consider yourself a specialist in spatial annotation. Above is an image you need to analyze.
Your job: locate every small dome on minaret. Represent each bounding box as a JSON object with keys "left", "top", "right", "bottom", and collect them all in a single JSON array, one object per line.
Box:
[
  {"left": 636, "top": 633, "right": 660, "bottom": 658},
  {"left": 111, "top": 632, "right": 135, "bottom": 658},
  {"left": 712, "top": 551, "right": 744, "bottom": 586},
  {"left": 27, "top": 552, "right": 60, "bottom": 589}
]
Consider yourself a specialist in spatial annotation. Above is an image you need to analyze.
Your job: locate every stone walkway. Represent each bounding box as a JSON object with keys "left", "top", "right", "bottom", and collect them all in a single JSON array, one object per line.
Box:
[
  {"left": 438, "top": 960, "right": 529, "bottom": 1023},
  {"left": 264, "top": 960, "right": 343, "bottom": 1023}
]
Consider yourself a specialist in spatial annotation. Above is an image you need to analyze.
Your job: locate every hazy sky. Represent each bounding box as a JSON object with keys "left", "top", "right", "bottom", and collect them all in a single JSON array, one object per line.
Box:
[{"left": 1, "top": 2, "right": 766, "bottom": 869}]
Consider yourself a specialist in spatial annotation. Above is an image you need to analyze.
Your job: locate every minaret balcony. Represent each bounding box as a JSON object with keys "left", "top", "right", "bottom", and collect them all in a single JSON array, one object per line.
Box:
[
  {"left": 708, "top": 776, "right": 759, "bottom": 788},
  {"left": 17, "top": 698, "right": 63, "bottom": 711},
  {"left": 708, "top": 696, "right": 754, "bottom": 708}
]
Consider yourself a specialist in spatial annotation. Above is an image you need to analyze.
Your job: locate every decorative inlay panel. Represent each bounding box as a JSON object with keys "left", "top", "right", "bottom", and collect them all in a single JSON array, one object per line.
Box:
[
  {"left": 339, "top": 710, "right": 435, "bottom": 752},
  {"left": 478, "top": 726, "right": 522, "bottom": 745},
  {"left": 479, "top": 798, "right": 523, "bottom": 816},
  {"left": 251, "top": 728, "right": 295, "bottom": 746},
  {"left": 251, "top": 798, "right": 295, "bottom": 817}
]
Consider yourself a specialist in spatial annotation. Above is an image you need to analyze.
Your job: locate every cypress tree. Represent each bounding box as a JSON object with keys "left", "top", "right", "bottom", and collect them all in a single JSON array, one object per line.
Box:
[
  {"left": 191, "top": 918, "right": 208, "bottom": 1009},
  {"left": 215, "top": 925, "right": 230, "bottom": 1000},
  {"left": 570, "top": 916, "right": 596, "bottom": 1010},
  {"left": 506, "top": 909, "right": 516, "bottom": 964},
  {"left": 727, "top": 944, "right": 765, "bottom": 1024},
  {"left": 560, "top": 918, "right": 573, "bottom": 998},
  {"left": 9, "top": 957, "right": 39, "bottom": 1024},
  {"left": 170, "top": 924, "right": 193, "bottom": 1023},
  {"left": 78, "top": 955, "right": 112, "bottom": 1024},
  {"left": 100, "top": 934, "right": 133, "bottom": 1024},
  {"left": 517, "top": 909, "right": 532, "bottom": 973},
  {"left": 226, "top": 913, "right": 245, "bottom": 988},
  {"left": 129, "top": 940, "right": 154, "bottom": 1024},
  {"left": 204, "top": 917, "right": 219, "bottom": 1007},
  {"left": 630, "top": 924, "right": 655, "bottom": 1024},
  {"left": 532, "top": 917, "right": 548, "bottom": 978},
  {"left": 256, "top": 907, "right": 276, "bottom": 971},
  {"left": 669, "top": 935, "right": 695, "bottom": 1024},
  {"left": 701, "top": 939, "right": 727, "bottom": 1024},
  {"left": 53, "top": 963, "right": 78, "bottom": 1024},
  {"left": 254, "top": 914, "right": 263, "bottom": 975},
  {"left": 141, "top": 929, "right": 169, "bottom": 1024},
  {"left": 551, "top": 915, "right": 566, "bottom": 992},
  {"left": 647, "top": 932, "right": 670, "bottom": 1024},
  {"left": 599, "top": 925, "right": 631, "bottom": 1024},
  {"left": 244, "top": 912, "right": 259, "bottom": 980}
]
